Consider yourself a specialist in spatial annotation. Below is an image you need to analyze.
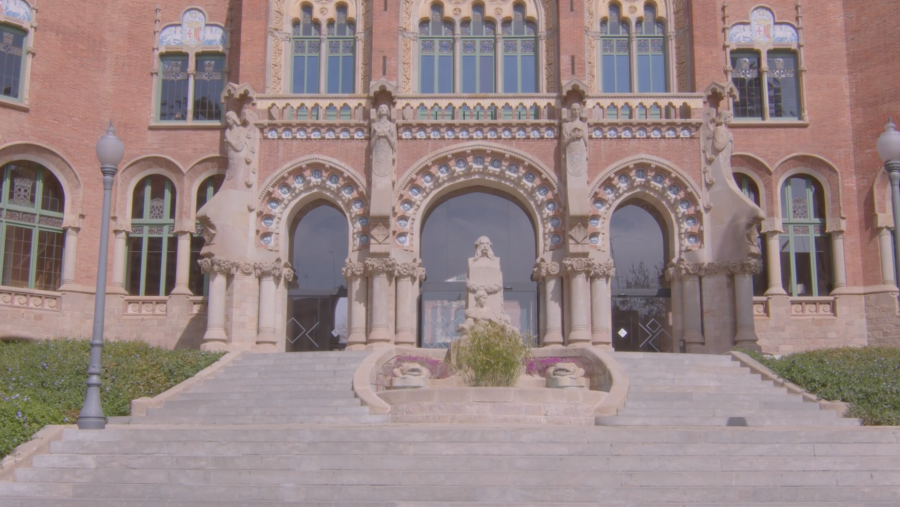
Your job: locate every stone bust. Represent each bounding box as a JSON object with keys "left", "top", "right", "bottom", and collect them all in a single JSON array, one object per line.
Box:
[{"left": 562, "top": 103, "right": 588, "bottom": 177}]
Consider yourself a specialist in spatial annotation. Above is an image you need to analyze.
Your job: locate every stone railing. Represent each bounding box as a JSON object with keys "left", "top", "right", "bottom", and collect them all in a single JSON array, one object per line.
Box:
[
  {"left": 395, "top": 94, "right": 561, "bottom": 123},
  {"left": 752, "top": 296, "right": 770, "bottom": 318},
  {"left": 789, "top": 297, "right": 836, "bottom": 318},
  {"left": 0, "top": 286, "right": 61, "bottom": 312},
  {"left": 256, "top": 94, "right": 370, "bottom": 123},
  {"left": 188, "top": 296, "right": 207, "bottom": 315},
  {"left": 583, "top": 93, "right": 706, "bottom": 122},
  {"left": 123, "top": 297, "right": 169, "bottom": 317}
]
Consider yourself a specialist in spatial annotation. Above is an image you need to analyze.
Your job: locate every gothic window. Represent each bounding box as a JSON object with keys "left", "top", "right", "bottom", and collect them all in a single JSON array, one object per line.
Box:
[
  {"left": 636, "top": 6, "right": 666, "bottom": 93},
  {"left": 420, "top": 3, "right": 455, "bottom": 94},
  {"left": 0, "top": 162, "right": 65, "bottom": 291},
  {"left": 326, "top": 5, "right": 355, "bottom": 94},
  {"left": 460, "top": 4, "right": 496, "bottom": 93},
  {"left": 190, "top": 174, "right": 224, "bottom": 297},
  {"left": 291, "top": 6, "right": 322, "bottom": 94},
  {"left": 0, "top": 25, "right": 25, "bottom": 100},
  {"left": 734, "top": 172, "right": 767, "bottom": 296},
  {"left": 128, "top": 175, "right": 177, "bottom": 297},
  {"left": 767, "top": 51, "right": 799, "bottom": 119},
  {"left": 159, "top": 55, "right": 190, "bottom": 121},
  {"left": 500, "top": 4, "right": 537, "bottom": 93},
  {"left": 780, "top": 176, "right": 832, "bottom": 297},
  {"left": 731, "top": 52, "right": 762, "bottom": 119},
  {"left": 601, "top": 4, "right": 630, "bottom": 93}
]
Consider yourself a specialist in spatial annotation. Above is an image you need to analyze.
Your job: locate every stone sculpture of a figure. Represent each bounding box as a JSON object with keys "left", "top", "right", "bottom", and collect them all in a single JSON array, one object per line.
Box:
[
  {"left": 457, "top": 236, "right": 518, "bottom": 335},
  {"left": 562, "top": 103, "right": 588, "bottom": 178},
  {"left": 371, "top": 104, "right": 397, "bottom": 178},
  {"left": 223, "top": 110, "right": 259, "bottom": 190}
]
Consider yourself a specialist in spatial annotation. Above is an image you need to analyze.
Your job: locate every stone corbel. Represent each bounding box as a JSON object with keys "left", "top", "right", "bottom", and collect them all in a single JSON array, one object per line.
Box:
[{"left": 825, "top": 216, "right": 847, "bottom": 234}]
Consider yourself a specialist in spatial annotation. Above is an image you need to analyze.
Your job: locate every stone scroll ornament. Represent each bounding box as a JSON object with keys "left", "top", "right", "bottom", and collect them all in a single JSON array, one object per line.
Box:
[{"left": 457, "top": 236, "right": 519, "bottom": 336}]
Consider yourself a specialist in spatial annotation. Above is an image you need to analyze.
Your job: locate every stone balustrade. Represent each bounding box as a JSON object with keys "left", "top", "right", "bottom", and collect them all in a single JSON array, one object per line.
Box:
[
  {"left": 395, "top": 94, "right": 560, "bottom": 123},
  {"left": 123, "top": 296, "right": 169, "bottom": 317},
  {"left": 583, "top": 93, "right": 706, "bottom": 122},
  {"left": 753, "top": 296, "right": 770, "bottom": 318},
  {"left": 188, "top": 296, "right": 207, "bottom": 315},
  {"left": 0, "top": 287, "right": 62, "bottom": 312},
  {"left": 789, "top": 296, "right": 837, "bottom": 318},
  {"left": 256, "top": 94, "right": 370, "bottom": 123}
]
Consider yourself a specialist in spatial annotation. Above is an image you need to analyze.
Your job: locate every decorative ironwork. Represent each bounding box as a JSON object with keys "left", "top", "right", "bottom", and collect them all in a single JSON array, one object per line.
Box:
[
  {"left": 438, "top": 40, "right": 452, "bottom": 53},
  {"left": 288, "top": 317, "right": 319, "bottom": 348},
  {"left": 651, "top": 39, "right": 664, "bottom": 52},
  {"left": 639, "top": 318, "right": 673, "bottom": 353},
  {"left": 0, "top": 32, "right": 22, "bottom": 57},
  {"left": 480, "top": 40, "right": 494, "bottom": 53},
  {"left": 11, "top": 177, "right": 34, "bottom": 207},
  {"left": 196, "top": 60, "right": 221, "bottom": 81},
  {"left": 161, "top": 60, "right": 187, "bottom": 80},
  {"left": 463, "top": 40, "right": 475, "bottom": 53},
  {"left": 792, "top": 197, "right": 808, "bottom": 219},
  {"left": 734, "top": 58, "right": 759, "bottom": 79},
  {"left": 504, "top": 40, "right": 517, "bottom": 53},
  {"left": 521, "top": 40, "right": 534, "bottom": 53},
  {"left": 771, "top": 58, "right": 795, "bottom": 78},
  {"left": 421, "top": 40, "right": 435, "bottom": 52},
  {"left": 4, "top": 210, "right": 36, "bottom": 224},
  {"left": 149, "top": 197, "right": 166, "bottom": 220},
  {"left": 38, "top": 216, "right": 63, "bottom": 227}
]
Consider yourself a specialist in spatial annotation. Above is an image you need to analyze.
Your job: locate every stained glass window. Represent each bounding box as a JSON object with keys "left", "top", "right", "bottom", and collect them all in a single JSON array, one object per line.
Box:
[
  {"left": 780, "top": 176, "right": 831, "bottom": 297},
  {"left": 500, "top": 5, "right": 537, "bottom": 93},
  {"left": 420, "top": 4, "right": 454, "bottom": 94},
  {"left": 636, "top": 6, "right": 666, "bottom": 93},
  {"left": 292, "top": 6, "right": 321, "bottom": 94},
  {"left": 129, "top": 175, "right": 177, "bottom": 297},
  {"left": 731, "top": 52, "right": 763, "bottom": 119},
  {"left": 0, "top": 162, "right": 65, "bottom": 291},
  {"left": 326, "top": 5, "right": 355, "bottom": 94},
  {"left": 601, "top": 5, "right": 631, "bottom": 92},
  {"left": 461, "top": 4, "right": 495, "bottom": 93},
  {"left": 159, "top": 55, "right": 189, "bottom": 121},
  {"left": 767, "top": 51, "right": 799, "bottom": 119},
  {"left": 0, "top": 25, "right": 25, "bottom": 100},
  {"left": 190, "top": 174, "right": 224, "bottom": 296},
  {"left": 193, "top": 55, "right": 224, "bottom": 121}
]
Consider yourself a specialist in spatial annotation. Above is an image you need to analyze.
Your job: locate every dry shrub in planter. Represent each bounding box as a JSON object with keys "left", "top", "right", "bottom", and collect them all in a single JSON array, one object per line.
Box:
[{"left": 454, "top": 322, "right": 531, "bottom": 387}]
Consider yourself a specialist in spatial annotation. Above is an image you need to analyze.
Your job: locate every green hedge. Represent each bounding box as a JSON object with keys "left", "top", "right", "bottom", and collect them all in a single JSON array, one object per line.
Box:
[
  {"left": 0, "top": 339, "right": 223, "bottom": 459},
  {"left": 747, "top": 347, "right": 900, "bottom": 426}
]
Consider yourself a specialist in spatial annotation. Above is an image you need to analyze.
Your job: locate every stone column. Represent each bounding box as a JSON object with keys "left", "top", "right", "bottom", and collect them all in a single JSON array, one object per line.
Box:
[
  {"left": 764, "top": 231, "right": 787, "bottom": 295},
  {"left": 343, "top": 260, "right": 368, "bottom": 350},
  {"left": 831, "top": 231, "right": 847, "bottom": 291},
  {"left": 171, "top": 231, "right": 193, "bottom": 295},
  {"left": 255, "top": 260, "right": 289, "bottom": 350},
  {"left": 564, "top": 258, "right": 592, "bottom": 347},
  {"left": 365, "top": 257, "right": 396, "bottom": 346},
  {"left": 200, "top": 258, "right": 230, "bottom": 350},
  {"left": 666, "top": 265, "right": 684, "bottom": 352},
  {"left": 61, "top": 226, "right": 79, "bottom": 288},
  {"left": 111, "top": 229, "right": 129, "bottom": 294},
  {"left": 590, "top": 260, "right": 615, "bottom": 348},
  {"left": 878, "top": 227, "right": 896, "bottom": 286},
  {"left": 533, "top": 259, "right": 563, "bottom": 347},
  {"left": 679, "top": 260, "right": 704, "bottom": 350},
  {"left": 394, "top": 259, "right": 425, "bottom": 347},
  {"left": 729, "top": 259, "right": 762, "bottom": 351}
]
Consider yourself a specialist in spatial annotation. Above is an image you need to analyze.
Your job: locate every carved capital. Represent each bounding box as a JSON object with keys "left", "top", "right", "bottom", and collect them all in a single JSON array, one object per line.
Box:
[
  {"left": 365, "top": 257, "right": 397, "bottom": 276},
  {"left": 342, "top": 259, "right": 366, "bottom": 279},
  {"left": 199, "top": 257, "right": 237, "bottom": 276},
  {"left": 676, "top": 258, "right": 703, "bottom": 278},
  {"left": 563, "top": 257, "right": 593, "bottom": 275},
  {"left": 724, "top": 258, "right": 764, "bottom": 277},
  {"left": 590, "top": 259, "right": 616, "bottom": 279},
  {"left": 254, "top": 261, "right": 282, "bottom": 279},
  {"left": 394, "top": 259, "right": 425, "bottom": 281},
  {"left": 532, "top": 258, "right": 562, "bottom": 281}
]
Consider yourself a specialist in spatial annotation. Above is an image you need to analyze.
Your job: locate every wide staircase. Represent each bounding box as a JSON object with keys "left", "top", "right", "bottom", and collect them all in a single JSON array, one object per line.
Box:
[{"left": 1, "top": 351, "right": 898, "bottom": 506}]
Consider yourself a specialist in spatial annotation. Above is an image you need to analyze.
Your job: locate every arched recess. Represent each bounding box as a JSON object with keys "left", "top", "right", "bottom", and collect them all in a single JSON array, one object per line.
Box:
[
  {"left": 257, "top": 156, "right": 369, "bottom": 256},
  {"left": 399, "top": 0, "right": 558, "bottom": 93},
  {"left": 871, "top": 166, "right": 892, "bottom": 227},
  {"left": 589, "top": 156, "right": 704, "bottom": 258},
  {"left": 773, "top": 154, "right": 844, "bottom": 227},
  {"left": 0, "top": 142, "right": 83, "bottom": 221},
  {"left": 185, "top": 156, "right": 227, "bottom": 223},
  {"left": 116, "top": 155, "right": 186, "bottom": 226},
  {"left": 393, "top": 142, "right": 563, "bottom": 256},
  {"left": 731, "top": 153, "right": 772, "bottom": 217}
]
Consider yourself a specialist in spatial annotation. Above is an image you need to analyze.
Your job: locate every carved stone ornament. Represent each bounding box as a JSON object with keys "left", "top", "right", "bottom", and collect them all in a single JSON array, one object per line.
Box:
[
  {"left": 532, "top": 258, "right": 561, "bottom": 280},
  {"left": 224, "top": 110, "right": 260, "bottom": 189},
  {"left": 563, "top": 257, "right": 593, "bottom": 275},
  {"left": 254, "top": 258, "right": 294, "bottom": 281},
  {"left": 342, "top": 259, "right": 366, "bottom": 279},
  {"left": 562, "top": 103, "right": 589, "bottom": 178},
  {"left": 458, "top": 236, "right": 518, "bottom": 336},
  {"left": 545, "top": 362, "right": 587, "bottom": 389},
  {"left": 394, "top": 259, "right": 426, "bottom": 280},
  {"left": 724, "top": 258, "right": 764, "bottom": 277},
  {"left": 676, "top": 258, "right": 703, "bottom": 278},
  {"left": 590, "top": 259, "right": 616, "bottom": 279},
  {"left": 371, "top": 104, "right": 397, "bottom": 178},
  {"left": 365, "top": 257, "right": 397, "bottom": 275},
  {"left": 390, "top": 362, "right": 431, "bottom": 389},
  {"left": 198, "top": 257, "right": 238, "bottom": 275}
]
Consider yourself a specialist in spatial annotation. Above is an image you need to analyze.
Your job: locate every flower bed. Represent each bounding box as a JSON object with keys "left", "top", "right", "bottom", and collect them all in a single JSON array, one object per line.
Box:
[{"left": 525, "top": 356, "right": 594, "bottom": 378}]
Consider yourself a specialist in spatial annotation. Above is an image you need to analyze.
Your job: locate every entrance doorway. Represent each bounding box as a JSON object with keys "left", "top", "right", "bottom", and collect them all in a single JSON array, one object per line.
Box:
[
  {"left": 609, "top": 201, "right": 675, "bottom": 352},
  {"left": 287, "top": 203, "right": 348, "bottom": 352},
  {"left": 419, "top": 191, "right": 538, "bottom": 348}
]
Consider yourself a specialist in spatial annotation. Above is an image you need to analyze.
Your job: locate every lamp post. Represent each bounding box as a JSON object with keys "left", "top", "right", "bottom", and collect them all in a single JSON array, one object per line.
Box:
[
  {"left": 878, "top": 118, "right": 900, "bottom": 287},
  {"left": 77, "top": 123, "right": 125, "bottom": 430}
]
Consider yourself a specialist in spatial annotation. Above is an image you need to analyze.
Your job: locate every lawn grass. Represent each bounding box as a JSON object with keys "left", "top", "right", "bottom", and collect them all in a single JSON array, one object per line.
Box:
[
  {"left": 747, "top": 347, "right": 900, "bottom": 426},
  {"left": 0, "top": 339, "right": 224, "bottom": 459}
]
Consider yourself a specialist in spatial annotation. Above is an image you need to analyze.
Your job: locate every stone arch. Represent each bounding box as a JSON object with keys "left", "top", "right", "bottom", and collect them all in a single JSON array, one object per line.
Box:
[
  {"left": 731, "top": 153, "right": 772, "bottom": 216},
  {"left": 185, "top": 156, "right": 227, "bottom": 223},
  {"left": 589, "top": 156, "right": 704, "bottom": 256},
  {"left": 256, "top": 156, "right": 369, "bottom": 256},
  {"left": 773, "top": 154, "right": 843, "bottom": 225},
  {"left": 115, "top": 155, "right": 186, "bottom": 226},
  {"left": 394, "top": 143, "right": 562, "bottom": 256},
  {"left": 0, "top": 142, "right": 83, "bottom": 219}
]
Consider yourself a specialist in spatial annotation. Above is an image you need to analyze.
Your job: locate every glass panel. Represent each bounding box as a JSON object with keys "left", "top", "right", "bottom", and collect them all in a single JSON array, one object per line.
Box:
[
  {"left": 520, "top": 54, "right": 536, "bottom": 93},
  {"left": 6, "top": 163, "right": 37, "bottom": 208},
  {"left": 731, "top": 54, "right": 762, "bottom": 119},
  {"left": 132, "top": 178, "right": 147, "bottom": 220},
  {"left": 420, "top": 290, "right": 466, "bottom": 349},
  {"left": 651, "top": 53, "right": 665, "bottom": 92},
  {"left": 189, "top": 235, "right": 206, "bottom": 296},
  {"left": 462, "top": 55, "right": 476, "bottom": 93},
  {"left": 421, "top": 53, "right": 436, "bottom": 93},
  {"left": 437, "top": 54, "right": 453, "bottom": 93},
  {"left": 612, "top": 297, "right": 673, "bottom": 352},
  {"left": 287, "top": 296, "right": 345, "bottom": 352},
  {"left": 792, "top": 235, "right": 813, "bottom": 296},
  {"left": 159, "top": 55, "right": 189, "bottom": 121},
  {"left": 504, "top": 289, "right": 537, "bottom": 344},
  {"left": 479, "top": 52, "right": 494, "bottom": 92},
  {"left": 340, "top": 52, "right": 355, "bottom": 94},
  {"left": 145, "top": 236, "right": 164, "bottom": 296},
  {"left": 815, "top": 236, "right": 833, "bottom": 296},
  {"left": 616, "top": 54, "right": 630, "bottom": 92},
  {"left": 193, "top": 56, "right": 225, "bottom": 121},
  {"left": 0, "top": 26, "right": 25, "bottom": 99},
  {"left": 327, "top": 55, "right": 341, "bottom": 94},
  {"left": 768, "top": 52, "right": 799, "bottom": 119},
  {"left": 503, "top": 55, "right": 518, "bottom": 92},
  {"left": 472, "top": 5, "right": 484, "bottom": 35},
  {"left": 40, "top": 170, "right": 64, "bottom": 213},
  {"left": 165, "top": 233, "right": 176, "bottom": 296},
  {"left": 196, "top": 174, "right": 224, "bottom": 211},
  {"left": 34, "top": 230, "right": 63, "bottom": 291},
  {"left": 2, "top": 225, "right": 32, "bottom": 288},
  {"left": 637, "top": 54, "right": 651, "bottom": 93},
  {"left": 512, "top": 4, "right": 525, "bottom": 35},
  {"left": 610, "top": 204, "right": 667, "bottom": 292},
  {"left": 290, "top": 205, "right": 348, "bottom": 291},
  {"left": 602, "top": 54, "right": 617, "bottom": 92},
  {"left": 126, "top": 236, "right": 143, "bottom": 296},
  {"left": 779, "top": 235, "right": 792, "bottom": 294}
]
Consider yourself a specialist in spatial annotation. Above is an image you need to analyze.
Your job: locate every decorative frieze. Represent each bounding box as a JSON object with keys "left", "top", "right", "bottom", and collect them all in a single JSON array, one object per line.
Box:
[
  {"left": 790, "top": 297, "right": 836, "bottom": 318},
  {"left": 124, "top": 297, "right": 167, "bottom": 317},
  {"left": 394, "top": 259, "right": 426, "bottom": 281},
  {"left": 532, "top": 258, "right": 561, "bottom": 280},
  {"left": 0, "top": 288, "right": 61, "bottom": 312},
  {"left": 563, "top": 257, "right": 593, "bottom": 275},
  {"left": 724, "top": 258, "right": 764, "bottom": 277},
  {"left": 590, "top": 259, "right": 616, "bottom": 279},
  {"left": 365, "top": 257, "right": 397, "bottom": 276},
  {"left": 342, "top": 259, "right": 366, "bottom": 279}
]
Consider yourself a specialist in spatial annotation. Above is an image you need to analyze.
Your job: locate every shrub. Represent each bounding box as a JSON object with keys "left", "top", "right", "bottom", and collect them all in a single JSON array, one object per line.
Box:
[
  {"left": 454, "top": 322, "right": 531, "bottom": 387},
  {"left": 0, "top": 339, "right": 224, "bottom": 459},
  {"left": 747, "top": 347, "right": 900, "bottom": 426}
]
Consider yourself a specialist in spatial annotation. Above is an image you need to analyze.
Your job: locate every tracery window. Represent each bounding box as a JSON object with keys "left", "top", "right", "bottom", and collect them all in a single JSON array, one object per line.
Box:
[
  {"left": 0, "top": 162, "right": 65, "bottom": 291},
  {"left": 636, "top": 6, "right": 666, "bottom": 93},
  {"left": 780, "top": 176, "right": 832, "bottom": 297},
  {"left": 420, "top": 4, "right": 455, "bottom": 94},
  {"left": 459, "top": 4, "right": 495, "bottom": 93},
  {"left": 291, "top": 4, "right": 356, "bottom": 94},
  {"left": 292, "top": 6, "right": 321, "bottom": 93},
  {"left": 600, "top": 4, "right": 630, "bottom": 93},
  {"left": 128, "top": 176, "right": 177, "bottom": 297},
  {"left": 734, "top": 172, "right": 767, "bottom": 296},
  {"left": 500, "top": 4, "right": 537, "bottom": 93},
  {"left": 731, "top": 53, "right": 762, "bottom": 119},
  {"left": 0, "top": 25, "right": 25, "bottom": 100},
  {"left": 190, "top": 175, "right": 223, "bottom": 297},
  {"left": 326, "top": 5, "right": 355, "bottom": 94}
]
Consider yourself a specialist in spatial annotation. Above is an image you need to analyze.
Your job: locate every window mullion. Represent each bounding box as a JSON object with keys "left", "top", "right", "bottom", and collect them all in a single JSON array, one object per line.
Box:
[
  {"left": 809, "top": 231, "right": 820, "bottom": 297},
  {"left": 788, "top": 232, "right": 798, "bottom": 296},
  {"left": 159, "top": 234, "right": 168, "bottom": 297},
  {"left": 139, "top": 232, "right": 149, "bottom": 296}
]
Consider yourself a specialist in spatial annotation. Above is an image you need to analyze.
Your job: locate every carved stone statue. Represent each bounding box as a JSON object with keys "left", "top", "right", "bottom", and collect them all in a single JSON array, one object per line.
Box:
[
  {"left": 390, "top": 362, "right": 431, "bottom": 389},
  {"left": 457, "top": 237, "right": 518, "bottom": 335},
  {"left": 545, "top": 362, "right": 587, "bottom": 389},
  {"left": 370, "top": 104, "right": 397, "bottom": 219},
  {"left": 562, "top": 103, "right": 588, "bottom": 178},
  {"left": 223, "top": 110, "right": 259, "bottom": 191}
]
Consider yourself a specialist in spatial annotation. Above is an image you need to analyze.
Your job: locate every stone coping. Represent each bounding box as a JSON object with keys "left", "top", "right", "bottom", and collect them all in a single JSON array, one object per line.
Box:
[
  {"left": 729, "top": 351, "right": 852, "bottom": 418},
  {"left": 0, "top": 425, "right": 68, "bottom": 483},
  {"left": 352, "top": 345, "right": 630, "bottom": 424}
]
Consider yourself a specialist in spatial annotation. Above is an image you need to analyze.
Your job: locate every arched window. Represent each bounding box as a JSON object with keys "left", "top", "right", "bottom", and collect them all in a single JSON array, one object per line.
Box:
[
  {"left": 291, "top": 5, "right": 321, "bottom": 94},
  {"left": 0, "top": 162, "right": 65, "bottom": 291},
  {"left": 461, "top": 4, "right": 495, "bottom": 93},
  {"left": 731, "top": 52, "right": 762, "bottom": 119},
  {"left": 601, "top": 4, "right": 631, "bottom": 93},
  {"left": 780, "top": 176, "right": 832, "bottom": 297},
  {"left": 158, "top": 54, "right": 225, "bottom": 122},
  {"left": 420, "top": 3, "right": 455, "bottom": 94},
  {"left": 767, "top": 51, "right": 799, "bottom": 119},
  {"left": 500, "top": 4, "right": 537, "bottom": 93},
  {"left": 128, "top": 175, "right": 177, "bottom": 297},
  {"left": 734, "top": 173, "right": 767, "bottom": 296},
  {"left": 636, "top": 5, "right": 666, "bottom": 93},
  {"left": 326, "top": 5, "right": 355, "bottom": 94},
  {"left": 190, "top": 175, "right": 224, "bottom": 296},
  {"left": 0, "top": 25, "right": 26, "bottom": 100}
]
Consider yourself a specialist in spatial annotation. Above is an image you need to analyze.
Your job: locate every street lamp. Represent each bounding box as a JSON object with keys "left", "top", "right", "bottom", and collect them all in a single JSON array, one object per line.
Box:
[
  {"left": 77, "top": 123, "right": 125, "bottom": 430},
  {"left": 878, "top": 117, "right": 900, "bottom": 287}
]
